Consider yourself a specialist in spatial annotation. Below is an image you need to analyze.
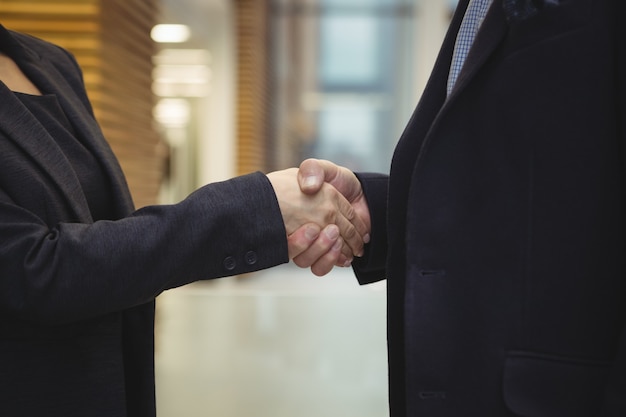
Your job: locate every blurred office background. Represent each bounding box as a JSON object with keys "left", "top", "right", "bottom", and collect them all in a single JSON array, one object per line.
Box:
[{"left": 0, "top": 0, "right": 457, "bottom": 415}]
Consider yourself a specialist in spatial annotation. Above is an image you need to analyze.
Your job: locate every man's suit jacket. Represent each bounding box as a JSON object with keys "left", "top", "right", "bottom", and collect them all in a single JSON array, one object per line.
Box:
[
  {"left": 353, "top": 0, "right": 626, "bottom": 416},
  {"left": 0, "top": 25, "right": 289, "bottom": 417}
]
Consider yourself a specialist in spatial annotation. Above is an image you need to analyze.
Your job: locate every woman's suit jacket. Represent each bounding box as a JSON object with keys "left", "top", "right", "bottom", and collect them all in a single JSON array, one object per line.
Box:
[
  {"left": 0, "top": 26, "right": 289, "bottom": 417},
  {"left": 353, "top": 0, "right": 626, "bottom": 416}
]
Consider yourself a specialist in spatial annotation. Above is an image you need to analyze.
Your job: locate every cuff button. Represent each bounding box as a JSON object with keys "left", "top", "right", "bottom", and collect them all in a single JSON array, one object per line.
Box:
[
  {"left": 223, "top": 256, "right": 237, "bottom": 271},
  {"left": 245, "top": 251, "right": 258, "bottom": 265}
]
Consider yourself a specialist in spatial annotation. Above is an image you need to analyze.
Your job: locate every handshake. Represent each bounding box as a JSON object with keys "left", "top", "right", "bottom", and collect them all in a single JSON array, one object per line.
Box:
[{"left": 267, "top": 158, "right": 371, "bottom": 277}]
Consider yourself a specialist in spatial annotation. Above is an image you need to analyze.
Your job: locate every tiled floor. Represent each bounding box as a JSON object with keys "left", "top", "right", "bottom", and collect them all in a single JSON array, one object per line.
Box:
[{"left": 154, "top": 263, "right": 389, "bottom": 417}]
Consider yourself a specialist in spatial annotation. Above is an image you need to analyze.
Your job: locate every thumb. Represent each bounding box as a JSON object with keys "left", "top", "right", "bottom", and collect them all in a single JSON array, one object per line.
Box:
[{"left": 298, "top": 158, "right": 333, "bottom": 195}]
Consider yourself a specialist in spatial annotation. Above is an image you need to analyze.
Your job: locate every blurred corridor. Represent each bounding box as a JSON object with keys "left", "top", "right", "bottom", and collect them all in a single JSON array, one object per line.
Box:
[
  {"left": 155, "top": 265, "right": 388, "bottom": 417},
  {"left": 0, "top": 0, "right": 455, "bottom": 415},
  {"left": 149, "top": 2, "right": 448, "bottom": 411}
]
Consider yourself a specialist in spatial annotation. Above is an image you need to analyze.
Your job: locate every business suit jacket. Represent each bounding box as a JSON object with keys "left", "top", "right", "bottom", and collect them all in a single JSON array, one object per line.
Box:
[
  {"left": 353, "top": 0, "right": 626, "bottom": 416},
  {"left": 0, "top": 26, "right": 289, "bottom": 416}
]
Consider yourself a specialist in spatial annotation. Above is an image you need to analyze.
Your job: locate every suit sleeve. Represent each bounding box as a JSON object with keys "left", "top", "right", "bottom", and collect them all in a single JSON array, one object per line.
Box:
[
  {"left": 351, "top": 172, "right": 389, "bottom": 285},
  {"left": 0, "top": 172, "right": 289, "bottom": 325}
]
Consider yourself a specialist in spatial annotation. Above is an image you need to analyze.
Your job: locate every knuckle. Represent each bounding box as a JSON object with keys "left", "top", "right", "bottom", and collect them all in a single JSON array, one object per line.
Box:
[
  {"left": 344, "top": 205, "right": 356, "bottom": 221},
  {"left": 293, "top": 256, "right": 312, "bottom": 268},
  {"left": 343, "top": 225, "right": 358, "bottom": 240}
]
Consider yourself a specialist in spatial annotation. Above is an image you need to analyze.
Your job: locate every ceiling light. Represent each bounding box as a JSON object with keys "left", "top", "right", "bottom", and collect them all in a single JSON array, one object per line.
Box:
[{"left": 151, "top": 24, "right": 191, "bottom": 43}]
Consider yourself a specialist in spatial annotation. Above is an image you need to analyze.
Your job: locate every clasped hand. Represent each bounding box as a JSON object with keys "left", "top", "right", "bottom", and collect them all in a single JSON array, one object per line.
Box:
[{"left": 267, "top": 159, "right": 371, "bottom": 276}]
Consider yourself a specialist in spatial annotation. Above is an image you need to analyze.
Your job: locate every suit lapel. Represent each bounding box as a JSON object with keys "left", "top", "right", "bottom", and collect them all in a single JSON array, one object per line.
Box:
[
  {"left": 391, "top": 0, "right": 470, "bottom": 162},
  {"left": 0, "top": 81, "right": 93, "bottom": 221},
  {"left": 20, "top": 50, "right": 134, "bottom": 215},
  {"left": 0, "top": 26, "right": 135, "bottom": 218},
  {"left": 445, "top": 1, "right": 508, "bottom": 103},
  {"left": 396, "top": 0, "right": 508, "bottom": 177}
]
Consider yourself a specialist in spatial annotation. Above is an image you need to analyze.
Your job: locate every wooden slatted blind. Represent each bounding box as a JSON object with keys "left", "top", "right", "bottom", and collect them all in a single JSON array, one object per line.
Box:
[
  {"left": 235, "top": 0, "right": 272, "bottom": 175},
  {"left": 0, "top": 0, "right": 165, "bottom": 208}
]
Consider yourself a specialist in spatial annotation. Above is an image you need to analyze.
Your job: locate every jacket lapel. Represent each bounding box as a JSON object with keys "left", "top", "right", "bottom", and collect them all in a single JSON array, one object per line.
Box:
[
  {"left": 397, "top": 0, "right": 507, "bottom": 149},
  {"left": 0, "top": 25, "right": 135, "bottom": 218},
  {"left": 18, "top": 48, "right": 135, "bottom": 217},
  {"left": 398, "top": 0, "right": 508, "bottom": 178},
  {"left": 445, "top": 0, "right": 508, "bottom": 104},
  {"left": 0, "top": 81, "right": 93, "bottom": 221}
]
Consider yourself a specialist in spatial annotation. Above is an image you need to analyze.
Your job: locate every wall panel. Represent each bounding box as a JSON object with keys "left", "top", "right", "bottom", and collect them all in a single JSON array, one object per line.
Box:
[
  {"left": 0, "top": 0, "right": 165, "bottom": 208},
  {"left": 235, "top": 0, "right": 272, "bottom": 174}
]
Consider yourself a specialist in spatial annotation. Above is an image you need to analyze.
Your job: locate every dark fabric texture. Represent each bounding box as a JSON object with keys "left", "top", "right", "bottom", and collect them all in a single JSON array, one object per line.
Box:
[
  {"left": 0, "top": 24, "right": 289, "bottom": 417},
  {"left": 15, "top": 92, "right": 114, "bottom": 221},
  {"left": 352, "top": 172, "right": 389, "bottom": 284},
  {"left": 353, "top": 0, "right": 626, "bottom": 415},
  {"left": 502, "top": 0, "right": 561, "bottom": 23}
]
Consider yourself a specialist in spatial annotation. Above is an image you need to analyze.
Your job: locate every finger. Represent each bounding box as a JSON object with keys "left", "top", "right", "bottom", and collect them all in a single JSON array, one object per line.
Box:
[
  {"left": 344, "top": 208, "right": 369, "bottom": 249},
  {"left": 331, "top": 193, "right": 367, "bottom": 257},
  {"left": 329, "top": 180, "right": 369, "bottom": 244},
  {"left": 310, "top": 237, "right": 344, "bottom": 277},
  {"left": 329, "top": 237, "right": 354, "bottom": 269},
  {"left": 339, "top": 241, "right": 353, "bottom": 264},
  {"left": 300, "top": 161, "right": 370, "bottom": 245},
  {"left": 287, "top": 223, "right": 321, "bottom": 259},
  {"left": 351, "top": 194, "right": 372, "bottom": 244},
  {"left": 298, "top": 158, "right": 327, "bottom": 194},
  {"left": 292, "top": 224, "right": 348, "bottom": 268}
]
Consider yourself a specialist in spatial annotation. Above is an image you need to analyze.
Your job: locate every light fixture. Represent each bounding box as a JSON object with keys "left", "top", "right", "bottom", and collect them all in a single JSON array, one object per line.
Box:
[{"left": 151, "top": 24, "right": 191, "bottom": 43}]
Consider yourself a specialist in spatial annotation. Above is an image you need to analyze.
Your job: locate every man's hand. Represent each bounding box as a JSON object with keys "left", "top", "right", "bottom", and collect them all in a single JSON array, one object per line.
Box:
[
  {"left": 267, "top": 167, "right": 368, "bottom": 262},
  {"left": 290, "top": 159, "right": 372, "bottom": 275},
  {"left": 298, "top": 159, "right": 371, "bottom": 241},
  {"left": 287, "top": 223, "right": 348, "bottom": 276}
]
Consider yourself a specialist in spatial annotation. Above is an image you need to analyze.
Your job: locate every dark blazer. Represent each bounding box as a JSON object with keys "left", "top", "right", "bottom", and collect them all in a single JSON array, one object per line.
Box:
[
  {"left": 353, "top": 0, "right": 626, "bottom": 416},
  {"left": 0, "top": 26, "right": 289, "bottom": 417}
]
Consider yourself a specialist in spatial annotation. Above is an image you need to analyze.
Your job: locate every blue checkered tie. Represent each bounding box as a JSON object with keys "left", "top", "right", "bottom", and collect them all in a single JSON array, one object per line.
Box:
[{"left": 447, "top": 0, "right": 494, "bottom": 95}]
